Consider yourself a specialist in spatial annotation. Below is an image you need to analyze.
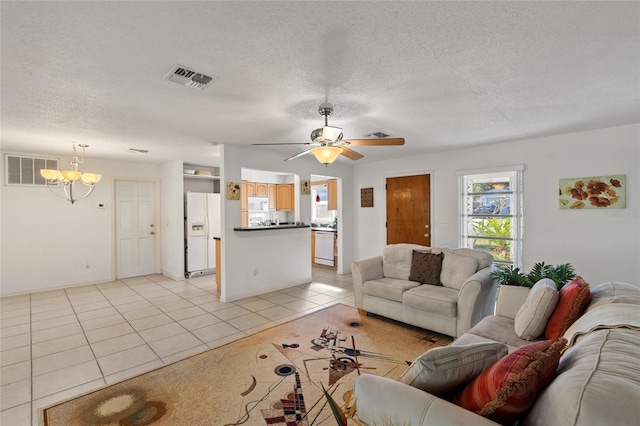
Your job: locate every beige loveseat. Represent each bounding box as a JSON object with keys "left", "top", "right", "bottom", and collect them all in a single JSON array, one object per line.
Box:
[
  {"left": 352, "top": 244, "right": 497, "bottom": 338},
  {"left": 353, "top": 281, "right": 640, "bottom": 425}
]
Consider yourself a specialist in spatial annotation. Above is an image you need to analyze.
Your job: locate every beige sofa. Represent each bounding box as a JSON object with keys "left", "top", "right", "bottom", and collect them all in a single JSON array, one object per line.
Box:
[
  {"left": 352, "top": 244, "right": 497, "bottom": 338},
  {"left": 353, "top": 281, "right": 640, "bottom": 425}
]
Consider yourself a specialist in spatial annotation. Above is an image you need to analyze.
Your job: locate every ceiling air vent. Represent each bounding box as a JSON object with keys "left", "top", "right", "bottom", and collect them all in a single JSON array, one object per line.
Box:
[{"left": 164, "top": 64, "right": 218, "bottom": 90}]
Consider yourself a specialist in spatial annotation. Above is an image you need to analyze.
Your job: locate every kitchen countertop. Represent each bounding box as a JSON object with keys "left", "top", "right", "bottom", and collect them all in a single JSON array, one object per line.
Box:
[{"left": 234, "top": 224, "right": 311, "bottom": 231}]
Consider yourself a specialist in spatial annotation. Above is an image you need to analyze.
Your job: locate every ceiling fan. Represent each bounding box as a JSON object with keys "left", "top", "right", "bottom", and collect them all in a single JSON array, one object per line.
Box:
[{"left": 252, "top": 103, "right": 405, "bottom": 164}]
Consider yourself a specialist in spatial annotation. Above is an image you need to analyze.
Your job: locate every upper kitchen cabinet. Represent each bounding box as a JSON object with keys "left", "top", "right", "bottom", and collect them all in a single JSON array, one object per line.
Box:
[
  {"left": 246, "top": 181, "right": 257, "bottom": 197},
  {"left": 268, "top": 184, "right": 277, "bottom": 211},
  {"left": 276, "top": 184, "right": 294, "bottom": 211},
  {"left": 327, "top": 179, "right": 338, "bottom": 211},
  {"left": 256, "top": 183, "right": 268, "bottom": 196}
]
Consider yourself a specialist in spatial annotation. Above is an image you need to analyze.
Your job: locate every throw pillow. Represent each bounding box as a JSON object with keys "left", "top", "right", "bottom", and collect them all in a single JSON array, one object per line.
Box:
[
  {"left": 514, "top": 278, "right": 559, "bottom": 340},
  {"left": 544, "top": 276, "right": 591, "bottom": 340},
  {"left": 454, "top": 338, "right": 567, "bottom": 425},
  {"left": 408, "top": 250, "right": 444, "bottom": 285},
  {"left": 399, "top": 342, "right": 508, "bottom": 396}
]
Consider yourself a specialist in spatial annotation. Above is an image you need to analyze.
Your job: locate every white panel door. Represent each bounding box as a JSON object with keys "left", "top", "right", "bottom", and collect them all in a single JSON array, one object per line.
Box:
[{"left": 116, "top": 181, "right": 156, "bottom": 279}]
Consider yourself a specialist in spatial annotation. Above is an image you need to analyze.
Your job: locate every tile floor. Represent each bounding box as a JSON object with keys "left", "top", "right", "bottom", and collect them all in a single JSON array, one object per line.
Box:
[{"left": 0, "top": 266, "right": 355, "bottom": 426}]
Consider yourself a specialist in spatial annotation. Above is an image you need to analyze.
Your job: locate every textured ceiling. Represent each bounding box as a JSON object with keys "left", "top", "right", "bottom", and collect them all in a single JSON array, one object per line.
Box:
[{"left": 1, "top": 1, "right": 639, "bottom": 165}]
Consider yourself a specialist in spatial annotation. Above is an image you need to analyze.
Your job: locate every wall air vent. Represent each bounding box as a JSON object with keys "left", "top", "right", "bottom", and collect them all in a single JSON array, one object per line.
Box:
[
  {"left": 129, "top": 148, "right": 149, "bottom": 154},
  {"left": 5, "top": 154, "right": 58, "bottom": 186},
  {"left": 163, "top": 64, "right": 218, "bottom": 90}
]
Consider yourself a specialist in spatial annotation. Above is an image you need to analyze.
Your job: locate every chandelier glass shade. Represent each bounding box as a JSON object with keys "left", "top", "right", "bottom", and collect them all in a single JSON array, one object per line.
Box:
[
  {"left": 40, "top": 143, "right": 102, "bottom": 204},
  {"left": 310, "top": 146, "right": 343, "bottom": 164}
]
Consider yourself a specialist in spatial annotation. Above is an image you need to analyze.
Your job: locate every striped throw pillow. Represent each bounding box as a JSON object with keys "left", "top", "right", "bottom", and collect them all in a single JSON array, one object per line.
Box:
[{"left": 544, "top": 276, "right": 591, "bottom": 340}]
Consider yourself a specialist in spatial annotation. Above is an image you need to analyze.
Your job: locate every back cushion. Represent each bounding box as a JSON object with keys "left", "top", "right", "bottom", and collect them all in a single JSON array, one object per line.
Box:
[
  {"left": 452, "top": 248, "right": 494, "bottom": 270},
  {"left": 383, "top": 244, "right": 430, "bottom": 280},
  {"left": 441, "top": 251, "right": 478, "bottom": 290},
  {"left": 586, "top": 281, "right": 640, "bottom": 312}
]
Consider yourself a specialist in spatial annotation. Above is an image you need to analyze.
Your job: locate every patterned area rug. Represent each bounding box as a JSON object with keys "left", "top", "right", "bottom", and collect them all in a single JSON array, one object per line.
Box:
[{"left": 42, "top": 304, "right": 451, "bottom": 425}]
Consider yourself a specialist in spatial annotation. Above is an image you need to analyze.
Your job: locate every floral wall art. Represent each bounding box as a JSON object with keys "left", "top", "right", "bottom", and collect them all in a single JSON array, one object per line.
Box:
[{"left": 559, "top": 175, "right": 625, "bottom": 209}]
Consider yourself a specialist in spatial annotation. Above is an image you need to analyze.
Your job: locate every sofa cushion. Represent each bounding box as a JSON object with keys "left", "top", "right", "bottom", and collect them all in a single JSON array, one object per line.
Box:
[
  {"left": 586, "top": 281, "right": 640, "bottom": 312},
  {"left": 382, "top": 244, "right": 430, "bottom": 280},
  {"left": 454, "top": 338, "right": 566, "bottom": 425},
  {"left": 451, "top": 248, "right": 493, "bottom": 270},
  {"left": 403, "top": 285, "right": 459, "bottom": 317},
  {"left": 409, "top": 251, "right": 443, "bottom": 285},
  {"left": 545, "top": 276, "right": 591, "bottom": 340},
  {"left": 522, "top": 328, "right": 640, "bottom": 426},
  {"left": 399, "top": 342, "right": 508, "bottom": 396},
  {"left": 440, "top": 251, "right": 478, "bottom": 290},
  {"left": 514, "top": 279, "right": 559, "bottom": 340},
  {"left": 362, "top": 278, "right": 421, "bottom": 302},
  {"left": 461, "top": 316, "right": 535, "bottom": 352}
]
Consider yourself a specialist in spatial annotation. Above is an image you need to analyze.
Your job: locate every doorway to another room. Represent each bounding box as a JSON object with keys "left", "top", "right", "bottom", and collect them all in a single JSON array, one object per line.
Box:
[{"left": 311, "top": 175, "right": 339, "bottom": 270}]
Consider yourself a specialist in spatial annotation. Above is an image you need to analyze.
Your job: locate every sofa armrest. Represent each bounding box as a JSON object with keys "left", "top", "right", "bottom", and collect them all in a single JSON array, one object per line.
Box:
[
  {"left": 351, "top": 256, "right": 383, "bottom": 308},
  {"left": 353, "top": 374, "right": 498, "bottom": 426},
  {"left": 456, "top": 267, "right": 498, "bottom": 336},
  {"left": 495, "top": 285, "right": 531, "bottom": 319}
]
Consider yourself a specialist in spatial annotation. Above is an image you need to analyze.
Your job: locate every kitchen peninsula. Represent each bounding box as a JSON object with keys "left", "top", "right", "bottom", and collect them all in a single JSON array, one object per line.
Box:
[{"left": 234, "top": 224, "right": 310, "bottom": 231}]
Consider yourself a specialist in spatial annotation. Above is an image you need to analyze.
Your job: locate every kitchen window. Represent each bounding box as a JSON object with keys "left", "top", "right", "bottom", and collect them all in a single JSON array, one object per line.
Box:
[
  {"left": 458, "top": 165, "right": 524, "bottom": 267},
  {"left": 312, "top": 187, "right": 337, "bottom": 225}
]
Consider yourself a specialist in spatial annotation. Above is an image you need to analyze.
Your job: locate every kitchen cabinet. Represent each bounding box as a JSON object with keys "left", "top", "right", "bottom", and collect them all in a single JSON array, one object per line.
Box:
[
  {"left": 241, "top": 181, "right": 248, "bottom": 212},
  {"left": 276, "top": 184, "right": 294, "bottom": 211},
  {"left": 327, "top": 179, "right": 338, "bottom": 211},
  {"left": 311, "top": 230, "right": 316, "bottom": 262},
  {"left": 267, "top": 184, "right": 277, "bottom": 211},
  {"left": 242, "top": 211, "right": 248, "bottom": 227},
  {"left": 246, "top": 181, "right": 256, "bottom": 197},
  {"left": 255, "top": 183, "right": 268, "bottom": 196}
]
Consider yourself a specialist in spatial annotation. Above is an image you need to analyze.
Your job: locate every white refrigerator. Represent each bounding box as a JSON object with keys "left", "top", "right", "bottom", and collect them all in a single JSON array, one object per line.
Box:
[{"left": 185, "top": 192, "right": 221, "bottom": 277}]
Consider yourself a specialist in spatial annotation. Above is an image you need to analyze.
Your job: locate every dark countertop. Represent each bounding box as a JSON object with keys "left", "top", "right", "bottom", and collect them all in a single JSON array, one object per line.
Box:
[
  {"left": 234, "top": 224, "right": 311, "bottom": 231},
  {"left": 310, "top": 227, "right": 337, "bottom": 233}
]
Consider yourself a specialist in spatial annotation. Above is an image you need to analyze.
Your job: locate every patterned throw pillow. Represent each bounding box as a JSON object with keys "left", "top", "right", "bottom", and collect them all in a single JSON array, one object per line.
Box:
[
  {"left": 453, "top": 338, "right": 567, "bottom": 426},
  {"left": 399, "top": 342, "right": 508, "bottom": 396},
  {"left": 544, "top": 276, "right": 591, "bottom": 340},
  {"left": 408, "top": 250, "right": 444, "bottom": 285},
  {"left": 514, "top": 279, "right": 559, "bottom": 340}
]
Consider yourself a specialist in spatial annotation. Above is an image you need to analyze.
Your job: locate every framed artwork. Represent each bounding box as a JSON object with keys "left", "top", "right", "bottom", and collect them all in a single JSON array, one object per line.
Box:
[
  {"left": 226, "top": 182, "right": 241, "bottom": 200},
  {"left": 559, "top": 175, "right": 625, "bottom": 209},
  {"left": 301, "top": 180, "right": 310, "bottom": 195},
  {"left": 360, "top": 187, "right": 374, "bottom": 207}
]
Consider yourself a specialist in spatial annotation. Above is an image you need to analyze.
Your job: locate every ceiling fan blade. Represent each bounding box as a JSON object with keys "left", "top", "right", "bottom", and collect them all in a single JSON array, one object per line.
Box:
[
  {"left": 345, "top": 137, "right": 405, "bottom": 146},
  {"left": 252, "top": 142, "right": 311, "bottom": 146},
  {"left": 340, "top": 146, "right": 364, "bottom": 160},
  {"left": 283, "top": 149, "right": 312, "bottom": 161}
]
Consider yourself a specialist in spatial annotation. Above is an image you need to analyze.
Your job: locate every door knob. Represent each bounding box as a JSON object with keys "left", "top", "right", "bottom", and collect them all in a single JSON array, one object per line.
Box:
[
  {"left": 425, "top": 224, "right": 429, "bottom": 228},
  {"left": 424, "top": 233, "right": 430, "bottom": 238},
  {"left": 150, "top": 231, "right": 155, "bottom": 235}
]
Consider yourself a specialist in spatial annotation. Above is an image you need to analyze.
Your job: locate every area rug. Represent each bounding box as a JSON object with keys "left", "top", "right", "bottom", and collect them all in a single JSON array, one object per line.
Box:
[{"left": 42, "top": 304, "right": 452, "bottom": 425}]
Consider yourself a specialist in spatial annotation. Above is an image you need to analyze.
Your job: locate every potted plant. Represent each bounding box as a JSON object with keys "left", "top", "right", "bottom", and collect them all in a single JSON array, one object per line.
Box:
[{"left": 491, "top": 262, "right": 576, "bottom": 290}]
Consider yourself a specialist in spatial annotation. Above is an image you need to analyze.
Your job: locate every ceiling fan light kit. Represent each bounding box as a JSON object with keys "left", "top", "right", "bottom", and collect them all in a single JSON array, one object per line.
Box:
[{"left": 252, "top": 103, "right": 404, "bottom": 164}]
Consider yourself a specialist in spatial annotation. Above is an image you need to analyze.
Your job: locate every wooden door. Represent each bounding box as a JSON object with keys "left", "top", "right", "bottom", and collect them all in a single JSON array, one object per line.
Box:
[
  {"left": 386, "top": 174, "right": 431, "bottom": 246},
  {"left": 115, "top": 181, "right": 157, "bottom": 278},
  {"left": 327, "top": 179, "right": 338, "bottom": 211}
]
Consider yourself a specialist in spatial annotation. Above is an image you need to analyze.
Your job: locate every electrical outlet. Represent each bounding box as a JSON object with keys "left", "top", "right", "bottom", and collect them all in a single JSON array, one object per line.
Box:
[{"left": 439, "top": 221, "right": 449, "bottom": 227}]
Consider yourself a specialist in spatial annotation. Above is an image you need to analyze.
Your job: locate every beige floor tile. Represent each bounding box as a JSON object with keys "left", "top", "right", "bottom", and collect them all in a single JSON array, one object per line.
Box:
[
  {"left": 198, "top": 300, "right": 233, "bottom": 313},
  {"left": 79, "top": 313, "right": 126, "bottom": 331},
  {"left": 205, "top": 331, "right": 246, "bottom": 349},
  {"left": 0, "top": 402, "right": 30, "bottom": 426},
  {"left": 191, "top": 322, "right": 242, "bottom": 344},
  {"left": 226, "top": 313, "right": 273, "bottom": 331},
  {"left": 96, "top": 345, "right": 159, "bottom": 377},
  {"left": 104, "top": 359, "right": 163, "bottom": 385},
  {"left": 30, "top": 295, "right": 67, "bottom": 307},
  {"left": 156, "top": 299, "right": 195, "bottom": 313},
  {"left": 32, "top": 345, "right": 95, "bottom": 376},
  {"left": 160, "top": 344, "right": 209, "bottom": 365},
  {"left": 212, "top": 305, "right": 251, "bottom": 321},
  {"left": 90, "top": 333, "right": 146, "bottom": 358},
  {"left": 0, "top": 314, "right": 30, "bottom": 328},
  {"left": 232, "top": 296, "right": 263, "bottom": 305},
  {"left": 138, "top": 322, "right": 187, "bottom": 343},
  {"left": 113, "top": 300, "right": 153, "bottom": 312},
  {"left": 258, "top": 292, "right": 299, "bottom": 304},
  {"left": 237, "top": 299, "right": 277, "bottom": 312},
  {"left": 30, "top": 301, "right": 71, "bottom": 314},
  {"left": 305, "top": 293, "right": 338, "bottom": 305},
  {"left": 0, "top": 333, "right": 30, "bottom": 351},
  {"left": 30, "top": 307, "right": 75, "bottom": 322},
  {"left": 0, "top": 360, "right": 30, "bottom": 386},
  {"left": 136, "top": 289, "right": 173, "bottom": 299},
  {"left": 130, "top": 313, "right": 174, "bottom": 331},
  {"left": 165, "top": 306, "right": 207, "bottom": 321},
  {"left": 185, "top": 294, "right": 219, "bottom": 305},
  {"left": 76, "top": 306, "right": 120, "bottom": 321},
  {"left": 282, "top": 288, "right": 320, "bottom": 298},
  {"left": 30, "top": 290, "right": 66, "bottom": 300},
  {"left": 242, "top": 321, "right": 278, "bottom": 336},
  {"left": 68, "top": 294, "right": 108, "bottom": 306},
  {"left": 148, "top": 332, "right": 203, "bottom": 358},
  {"left": 0, "top": 345, "right": 31, "bottom": 367},
  {"left": 282, "top": 299, "right": 322, "bottom": 313},
  {"left": 64, "top": 285, "right": 99, "bottom": 294},
  {"left": 0, "top": 294, "right": 30, "bottom": 305},
  {"left": 71, "top": 300, "right": 113, "bottom": 313},
  {"left": 32, "top": 360, "right": 102, "bottom": 400},
  {"left": 107, "top": 294, "right": 147, "bottom": 305},
  {"left": 144, "top": 293, "right": 183, "bottom": 305},
  {"left": 84, "top": 322, "right": 135, "bottom": 344},
  {"left": 32, "top": 332, "right": 88, "bottom": 358},
  {"left": 31, "top": 314, "right": 78, "bottom": 332},
  {"left": 256, "top": 305, "right": 298, "bottom": 321},
  {"left": 177, "top": 313, "right": 222, "bottom": 331},
  {"left": 0, "top": 323, "right": 30, "bottom": 339},
  {"left": 121, "top": 306, "right": 163, "bottom": 321},
  {"left": 31, "top": 322, "right": 82, "bottom": 344},
  {"left": 0, "top": 378, "right": 30, "bottom": 411}
]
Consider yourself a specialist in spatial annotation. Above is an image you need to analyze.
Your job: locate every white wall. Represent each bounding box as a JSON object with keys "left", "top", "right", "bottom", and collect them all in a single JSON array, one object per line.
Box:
[
  {"left": 353, "top": 124, "right": 640, "bottom": 285},
  {"left": 0, "top": 154, "right": 164, "bottom": 295},
  {"left": 221, "top": 144, "right": 354, "bottom": 301},
  {"left": 161, "top": 160, "right": 185, "bottom": 280}
]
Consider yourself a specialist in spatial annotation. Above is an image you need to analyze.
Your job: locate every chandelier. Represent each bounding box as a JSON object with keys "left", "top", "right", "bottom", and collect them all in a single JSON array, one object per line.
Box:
[{"left": 40, "top": 143, "right": 102, "bottom": 204}]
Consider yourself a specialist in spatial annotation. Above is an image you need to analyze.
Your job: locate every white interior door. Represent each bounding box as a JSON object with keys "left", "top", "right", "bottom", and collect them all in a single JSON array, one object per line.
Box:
[{"left": 116, "top": 181, "right": 156, "bottom": 279}]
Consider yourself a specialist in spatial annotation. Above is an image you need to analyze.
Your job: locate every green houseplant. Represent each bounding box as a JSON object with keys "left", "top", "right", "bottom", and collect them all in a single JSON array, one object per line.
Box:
[{"left": 491, "top": 262, "right": 576, "bottom": 289}]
